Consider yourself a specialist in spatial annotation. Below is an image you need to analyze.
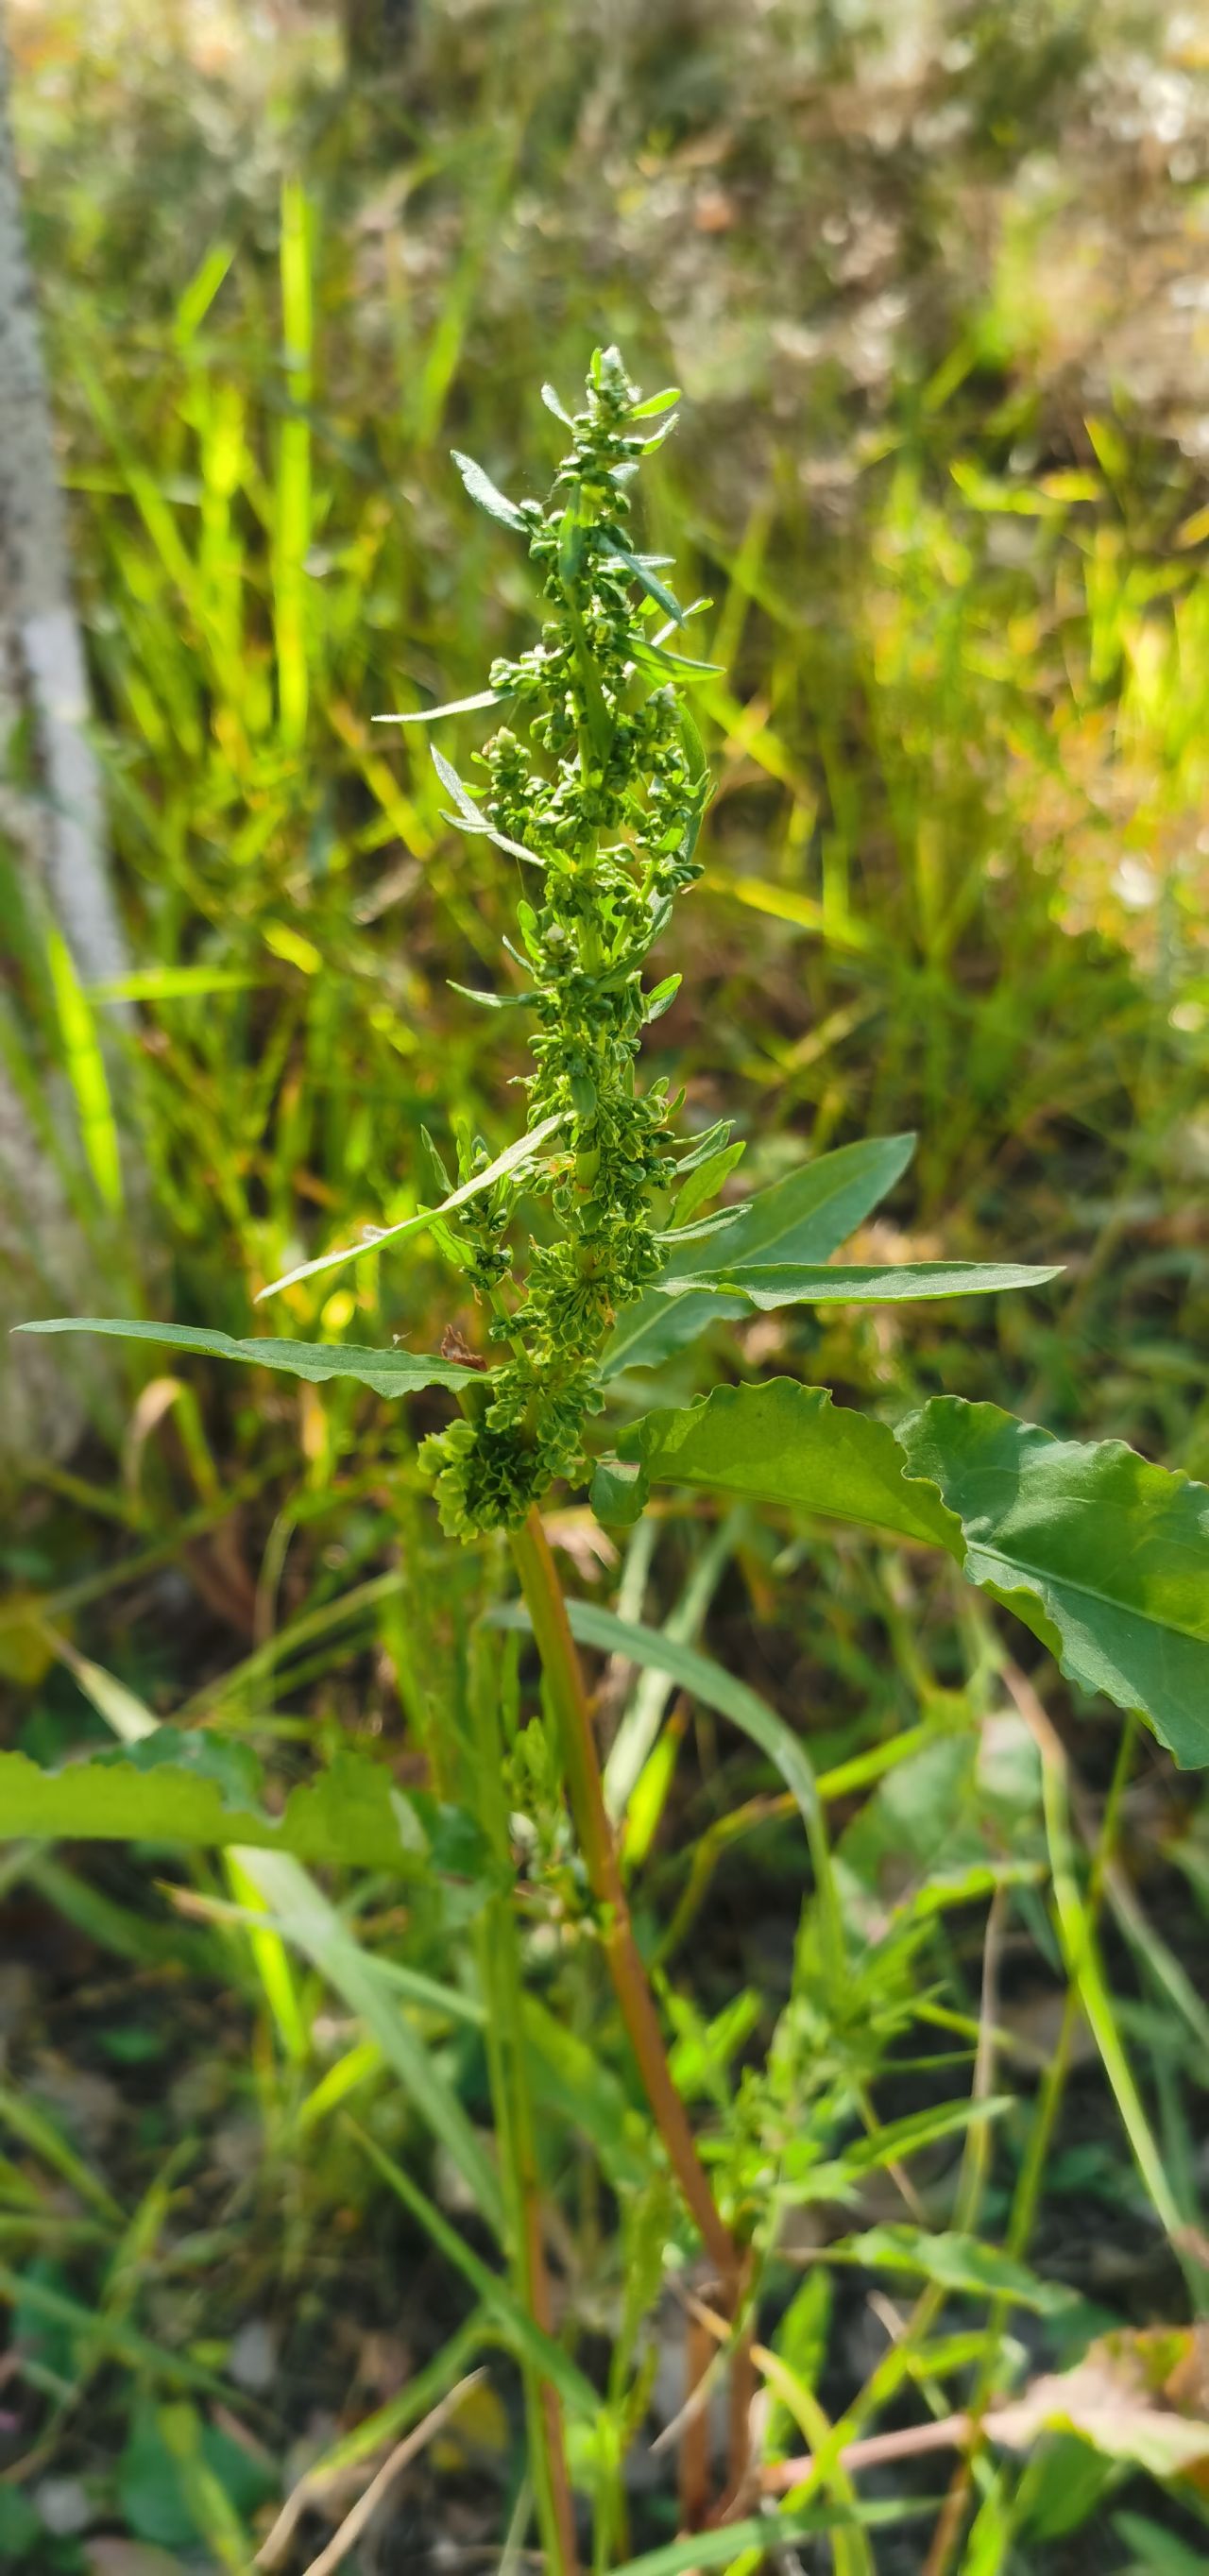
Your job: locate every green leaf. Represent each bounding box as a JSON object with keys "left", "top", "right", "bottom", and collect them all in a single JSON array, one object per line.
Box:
[
  {"left": 620, "top": 1378, "right": 1209, "bottom": 1767},
  {"left": 620, "top": 1380, "right": 962, "bottom": 1552},
  {"left": 0, "top": 1741, "right": 429, "bottom": 1872},
  {"left": 0, "top": 2489, "right": 42, "bottom": 2559},
  {"left": 630, "top": 635, "right": 724, "bottom": 687},
  {"left": 249, "top": 1855, "right": 502, "bottom": 2229},
  {"left": 599, "top": 533, "right": 685, "bottom": 624},
  {"left": 589, "top": 1456, "right": 646, "bottom": 1524},
  {"left": 87, "top": 964, "right": 263, "bottom": 1002},
  {"left": 896, "top": 1399, "right": 1209, "bottom": 1767},
  {"left": 602, "top": 1134, "right": 916, "bottom": 1376},
  {"left": 430, "top": 743, "right": 546, "bottom": 869},
  {"left": 604, "top": 2502, "right": 929, "bottom": 2576},
  {"left": 671, "top": 1142, "right": 746, "bottom": 1229},
  {"left": 448, "top": 981, "right": 536, "bottom": 1012},
  {"left": 628, "top": 385, "right": 681, "bottom": 420},
  {"left": 450, "top": 449, "right": 529, "bottom": 533},
  {"left": 1114, "top": 2513, "right": 1209, "bottom": 2572},
  {"left": 0, "top": 2261, "right": 237, "bottom": 2398},
  {"left": 14, "top": 1318, "right": 481, "bottom": 1400},
  {"left": 44, "top": 923, "right": 124, "bottom": 1212},
  {"left": 806, "top": 2096, "right": 1009, "bottom": 2198},
  {"left": 842, "top": 2226, "right": 1075, "bottom": 2314},
  {"left": 522, "top": 1996, "right": 654, "bottom": 2193},
  {"left": 372, "top": 687, "right": 510, "bottom": 725},
  {"left": 642, "top": 971, "right": 682, "bottom": 1025},
  {"left": 254, "top": 1108, "right": 565, "bottom": 1300},
  {"left": 659, "top": 1260, "right": 1063, "bottom": 1309}
]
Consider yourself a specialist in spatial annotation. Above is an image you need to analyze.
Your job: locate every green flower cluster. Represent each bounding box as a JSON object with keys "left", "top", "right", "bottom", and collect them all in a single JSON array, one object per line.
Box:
[{"left": 421, "top": 348, "right": 718, "bottom": 1537}]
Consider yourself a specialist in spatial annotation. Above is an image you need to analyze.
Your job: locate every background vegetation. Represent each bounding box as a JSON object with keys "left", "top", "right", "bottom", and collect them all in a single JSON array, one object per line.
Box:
[{"left": 2, "top": 1, "right": 1209, "bottom": 2568}]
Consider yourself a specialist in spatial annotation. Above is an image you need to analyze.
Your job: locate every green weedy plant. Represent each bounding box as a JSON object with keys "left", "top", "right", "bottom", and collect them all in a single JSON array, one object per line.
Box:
[{"left": 13, "top": 349, "right": 1209, "bottom": 2564}]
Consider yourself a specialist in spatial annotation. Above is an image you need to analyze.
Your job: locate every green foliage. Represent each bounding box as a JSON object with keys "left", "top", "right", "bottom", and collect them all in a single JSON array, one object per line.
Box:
[
  {"left": 417, "top": 347, "right": 720, "bottom": 1534},
  {"left": 897, "top": 1399, "right": 1209, "bottom": 1768},
  {"left": 7, "top": 13, "right": 1209, "bottom": 2555},
  {"left": 657, "top": 1257, "right": 1064, "bottom": 1307},
  {"left": 15, "top": 1315, "right": 482, "bottom": 1398},
  {"left": 605, "top": 1378, "right": 1209, "bottom": 1763},
  {"left": 0, "top": 1736, "right": 442, "bottom": 1870}
]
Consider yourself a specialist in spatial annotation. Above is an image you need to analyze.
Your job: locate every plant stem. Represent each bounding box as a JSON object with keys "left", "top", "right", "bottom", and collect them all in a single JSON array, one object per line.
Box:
[
  {"left": 510, "top": 1507, "right": 739, "bottom": 2291},
  {"left": 470, "top": 1639, "right": 579, "bottom": 2576}
]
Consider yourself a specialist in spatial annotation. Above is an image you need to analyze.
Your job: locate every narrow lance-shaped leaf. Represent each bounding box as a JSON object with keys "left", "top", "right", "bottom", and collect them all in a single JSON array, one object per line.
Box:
[
  {"left": 255, "top": 1109, "right": 565, "bottom": 1301},
  {"left": 657, "top": 1259, "right": 1064, "bottom": 1310},
  {"left": 628, "top": 385, "right": 681, "bottom": 419},
  {"left": 430, "top": 745, "right": 547, "bottom": 869},
  {"left": 450, "top": 449, "right": 530, "bottom": 533},
  {"left": 601, "top": 1134, "right": 918, "bottom": 1378},
  {"left": 15, "top": 1318, "right": 484, "bottom": 1401},
  {"left": 599, "top": 531, "right": 685, "bottom": 624},
  {"left": 372, "top": 687, "right": 511, "bottom": 725}
]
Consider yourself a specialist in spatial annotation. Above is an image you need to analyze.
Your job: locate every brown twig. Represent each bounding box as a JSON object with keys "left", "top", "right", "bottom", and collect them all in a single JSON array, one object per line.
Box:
[
  {"left": 258, "top": 2370, "right": 485, "bottom": 2576},
  {"left": 764, "top": 2412, "right": 976, "bottom": 2490}
]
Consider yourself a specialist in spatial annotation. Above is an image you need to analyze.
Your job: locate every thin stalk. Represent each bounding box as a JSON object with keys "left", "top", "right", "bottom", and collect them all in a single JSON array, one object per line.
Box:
[
  {"left": 510, "top": 1507, "right": 739, "bottom": 2295},
  {"left": 469, "top": 1643, "right": 578, "bottom": 2576}
]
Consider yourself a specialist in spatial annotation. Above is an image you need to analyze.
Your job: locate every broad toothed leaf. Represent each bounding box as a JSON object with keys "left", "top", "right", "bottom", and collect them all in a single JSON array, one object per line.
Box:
[
  {"left": 14, "top": 1318, "right": 482, "bottom": 1399},
  {"left": 613, "top": 1377, "right": 1209, "bottom": 1766}
]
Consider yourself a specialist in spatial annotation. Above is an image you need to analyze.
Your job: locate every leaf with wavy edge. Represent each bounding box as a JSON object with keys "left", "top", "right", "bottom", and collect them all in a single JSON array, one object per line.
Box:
[
  {"left": 897, "top": 1399, "right": 1209, "bottom": 1769},
  {"left": 0, "top": 1743, "right": 426, "bottom": 1870},
  {"left": 613, "top": 1379, "right": 962, "bottom": 1550},
  {"left": 610, "top": 1380, "right": 1209, "bottom": 1766},
  {"left": 14, "top": 1319, "right": 482, "bottom": 1401}
]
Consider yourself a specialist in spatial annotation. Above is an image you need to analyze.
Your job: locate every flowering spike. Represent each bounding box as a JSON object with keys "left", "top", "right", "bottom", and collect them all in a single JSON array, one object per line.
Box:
[{"left": 420, "top": 351, "right": 713, "bottom": 1537}]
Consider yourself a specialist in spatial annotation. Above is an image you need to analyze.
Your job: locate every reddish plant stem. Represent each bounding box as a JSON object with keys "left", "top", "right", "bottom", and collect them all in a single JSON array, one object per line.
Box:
[{"left": 511, "top": 1507, "right": 740, "bottom": 2295}]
